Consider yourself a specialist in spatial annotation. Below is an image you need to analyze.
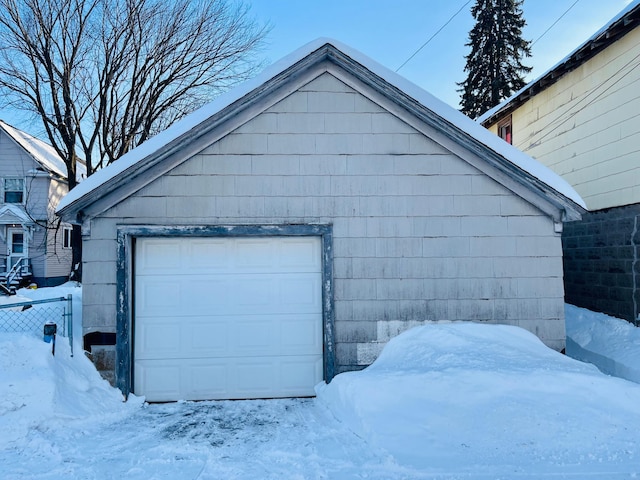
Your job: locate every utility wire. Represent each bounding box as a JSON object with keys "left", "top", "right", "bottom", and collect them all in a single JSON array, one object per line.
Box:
[
  {"left": 531, "top": 0, "right": 582, "bottom": 47},
  {"left": 396, "top": 0, "right": 473, "bottom": 72},
  {"left": 523, "top": 49, "right": 640, "bottom": 151}
]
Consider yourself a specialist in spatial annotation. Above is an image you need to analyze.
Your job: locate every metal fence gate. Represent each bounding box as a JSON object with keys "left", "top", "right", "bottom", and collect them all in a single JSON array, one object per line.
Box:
[{"left": 0, "top": 295, "right": 74, "bottom": 356}]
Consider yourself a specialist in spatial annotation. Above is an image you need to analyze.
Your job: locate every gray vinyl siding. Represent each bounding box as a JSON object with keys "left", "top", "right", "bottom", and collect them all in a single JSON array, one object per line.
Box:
[
  {"left": 0, "top": 131, "right": 38, "bottom": 177},
  {"left": 29, "top": 225, "right": 46, "bottom": 280},
  {"left": 0, "top": 128, "right": 71, "bottom": 282},
  {"left": 82, "top": 73, "right": 566, "bottom": 372},
  {"left": 44, "top": 178, "right": 72, "bottom": 281}
]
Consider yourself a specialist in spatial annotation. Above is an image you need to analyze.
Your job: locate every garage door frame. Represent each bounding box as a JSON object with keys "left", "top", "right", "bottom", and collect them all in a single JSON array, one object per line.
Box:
[{"left": 115, "top": 224, "right": 334, "bottom": 399}]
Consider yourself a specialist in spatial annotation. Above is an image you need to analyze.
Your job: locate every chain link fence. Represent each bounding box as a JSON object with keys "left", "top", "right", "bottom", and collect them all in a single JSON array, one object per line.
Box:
[{"left": 0, "top": 295, "right": 73, "bottom": 356}]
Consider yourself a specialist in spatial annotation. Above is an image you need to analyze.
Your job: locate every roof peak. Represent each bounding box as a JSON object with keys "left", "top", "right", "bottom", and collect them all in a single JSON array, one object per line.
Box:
[{"left": 56, "top": 38, "right": 584, "bottom": 217}]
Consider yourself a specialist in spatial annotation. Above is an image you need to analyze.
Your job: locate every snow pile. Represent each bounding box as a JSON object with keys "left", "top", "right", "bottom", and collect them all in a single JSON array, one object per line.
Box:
[
  {"left": 4, "top": 289, "right": 640, "bottom": 477},
  {"left": 0, "top": 284, "right": 142, "bottom": 452},
  {"left": 566, "top": 303, "right": 640, "bottom": 383},
  {"left": 317, "top": 322, "right": 640, "bottom": 477}
]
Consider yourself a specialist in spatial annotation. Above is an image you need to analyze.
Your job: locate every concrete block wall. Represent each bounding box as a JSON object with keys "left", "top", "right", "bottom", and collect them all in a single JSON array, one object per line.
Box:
[
  {"left": 562, "top": 203, "right": 640, "bottom": 323},
  {"left": 83, "top": 71, "right": 566, "bottom": 377}
]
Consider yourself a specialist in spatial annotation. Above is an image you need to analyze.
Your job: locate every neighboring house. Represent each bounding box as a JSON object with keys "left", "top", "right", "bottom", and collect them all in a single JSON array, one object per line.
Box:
[
  {"left": 57, "top": 39, "right": 583, "bottom": 402},
  {"left": 0, "top": 120, "right": 82, "bottom": 289},
  {"left": 479, "top": 2, "right": 640, "bottom": 324}
]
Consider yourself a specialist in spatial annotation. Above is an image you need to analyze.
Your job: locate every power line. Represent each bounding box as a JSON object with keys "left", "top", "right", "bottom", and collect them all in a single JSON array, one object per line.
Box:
[
  {"left": 531, "top": 0, "right": 582, "bottom": 47},
  {"left": 523, "top": 49, "right": 640, "bottom": 151},
  {"left": 395, "top": 0, "right": 473, "bottom": 73}
]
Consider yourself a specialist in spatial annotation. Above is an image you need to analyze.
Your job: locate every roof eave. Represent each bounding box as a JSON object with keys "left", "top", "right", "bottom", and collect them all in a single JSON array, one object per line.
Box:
[
  {"left": 58, "top": 42, "right": 583, "bottom": 224},
  {"left": 57, "top": 44, "right": 337, "bottom": 223},
  {"left": 480, "top": 3, "right": 640, "bottom": 127}
]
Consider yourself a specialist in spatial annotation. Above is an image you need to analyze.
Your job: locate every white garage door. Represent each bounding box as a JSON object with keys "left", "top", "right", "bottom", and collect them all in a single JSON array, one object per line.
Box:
[{"left": 134, "top": 236, "right": 323, "bottom": 402}]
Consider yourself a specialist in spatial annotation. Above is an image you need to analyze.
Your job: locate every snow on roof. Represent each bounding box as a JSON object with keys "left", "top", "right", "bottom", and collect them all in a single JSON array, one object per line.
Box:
[
  {"left": 478, "top": 0, "right": 640, "bottom": 124},
  {"left": 0, "top": 120, "right": 86, "bottom": 181},
  {"left": 0, "top": 204, "right": 32, "bottom": 225},
  {"left": 57, "top": 38, "right": 585, "bottom": 212}
]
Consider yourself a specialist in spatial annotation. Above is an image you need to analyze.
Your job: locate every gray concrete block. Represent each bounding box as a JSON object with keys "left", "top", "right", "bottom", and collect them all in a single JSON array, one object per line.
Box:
[
  {"left": 300, "top": 73, "right": 354, "bottom": 93},
  {"left": 267, "top": 92, "right": 308, "bottom": 113},
  {"left": 324, "top": 113, "right": 372, "bottom": 133},
  {"left": 251, "top": 155, "right": 301, "bottom": 175},
  {"left": 393, "top": 155, "right": 441, "bottom": 175},
  {"left": 362, "top": 134, "right": 410, "bottom": 155},
  {"left": 330, "top": 175, "right": 379, "bottom": 196},
  {"left": 335, "top": 320, "right": 377, "bottom": 343},
  {"left": 335, "top": 278, "right": 377, "bottom": 300},
  {"left": 110, "top": 196, "right": 167, "bottom": 219},
  {"left": 334, "top": 237, "right": 377, "bottom": 258},
  {"left": 315, "top": 134, "right": 364, "bottom": 155},
  {"left": 299, "top": 155, "right": 347, "bottom": 175},
  {"left": 201, "top": 155, "right": 252, "bottom": 175},
  {"left": 307, "top": 91, "right": 356, "bottom": 113},
  {"left": 234, "top": 113, "right": 278, "bottom": 134},
  {"left": 82, "top": 284, "right": 116, "bottom": 307},
  {"left": 507, "top": 216, "right": 553, "bottom": 236},
  {"left": 469, "top": 236, "right": 518, "bottom": 257},
  {"left": 81, "top": 260, "right": 116, "bottom": 285},
  {"left": 409, "top": 133, "right": 449, "bottom": 154},
  {"left": 422, "top": 237, "right": 470, "bottom": 257},
  {"left": 354, "top": 94, "right": 385, "bottom": 113},
  {"left": 217, "top": 133, "right": 268, "bottom": 154},
  {"left": 375, "top": 237, "right": 423, "bottom": 258},
  {"left": 276, "top": 113, "right": 325, "bottom": 134},
  {"left": 371, "top": 113, "right": 416, "bottom": 134},
  {"left": 267, "top": 134, "right": 316, "bottom": 155},
  {"left": 82, "top": 239, "right": 117, "bottom": 263}
]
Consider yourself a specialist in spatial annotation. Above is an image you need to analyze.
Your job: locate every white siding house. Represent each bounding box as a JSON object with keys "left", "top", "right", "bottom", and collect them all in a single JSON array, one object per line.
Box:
[
  {"left": 0, "top": 121, "right": 79, "bottom": 288},
  {"left": 57, "top": 40, "right": 583, "bottom": 401}
]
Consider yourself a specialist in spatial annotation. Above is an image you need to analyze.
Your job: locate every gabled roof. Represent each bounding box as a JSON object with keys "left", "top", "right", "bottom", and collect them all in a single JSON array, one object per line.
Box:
[
  {"left": 56, "top": 38, "right": 585, "bottom": 221},
  {"left": 0, "top": 120, "right": 86, "bottom": 181},
  {"left": 0, "top": 204, "right": 33, "bottom": 225},
  {"left": 479, "top": 1, "right": 640, "bottom": 126}
]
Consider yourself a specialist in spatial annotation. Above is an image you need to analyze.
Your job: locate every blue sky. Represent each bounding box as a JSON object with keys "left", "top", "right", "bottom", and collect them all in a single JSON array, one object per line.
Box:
[
  {"left": 0, "top": 0, "right": 632, "bottom": 132},
  {"left": 249, "top": 0, "right": 631, "bottom": 107}
]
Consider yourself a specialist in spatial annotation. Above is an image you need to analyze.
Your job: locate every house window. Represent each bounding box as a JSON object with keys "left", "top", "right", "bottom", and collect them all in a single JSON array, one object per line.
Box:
[
  {"left": 497, "top": 116, "right": 513, "bottom": 145},
  {"left": 63, "top": 226, "right": 73, "bottom": 249},
  {"left": 4, "top": 178, "right": 24, "bottom": 203}
]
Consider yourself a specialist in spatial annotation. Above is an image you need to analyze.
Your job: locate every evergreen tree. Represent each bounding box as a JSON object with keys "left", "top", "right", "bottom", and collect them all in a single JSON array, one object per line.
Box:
[{"left": 458, "top": 0, "right": 532, "bottom": 119}]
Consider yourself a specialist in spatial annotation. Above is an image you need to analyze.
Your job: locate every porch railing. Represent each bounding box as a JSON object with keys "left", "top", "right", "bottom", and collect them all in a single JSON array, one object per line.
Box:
[{"left": 6, "top": 257, "right": 31, "bottom": 286}]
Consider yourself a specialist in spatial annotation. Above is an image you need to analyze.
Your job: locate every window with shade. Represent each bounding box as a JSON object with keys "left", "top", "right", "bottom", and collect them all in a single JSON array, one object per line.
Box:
[
  {"left": 4, "top": 178, "right": 24, "bottom": 203},
  {"left": 498, "top": 116, "right": 512, "bottom": 145}
]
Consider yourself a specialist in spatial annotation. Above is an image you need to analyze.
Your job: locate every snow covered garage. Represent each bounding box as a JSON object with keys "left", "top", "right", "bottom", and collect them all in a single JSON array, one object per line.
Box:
[{"left": 57, "top": 40, "right": 584, "bottom": 402}]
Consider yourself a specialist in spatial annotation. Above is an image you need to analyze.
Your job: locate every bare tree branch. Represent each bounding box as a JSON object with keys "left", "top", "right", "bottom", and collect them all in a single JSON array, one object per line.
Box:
[{"left": 0, "top": 0, "right": 268, "bottom": 280}]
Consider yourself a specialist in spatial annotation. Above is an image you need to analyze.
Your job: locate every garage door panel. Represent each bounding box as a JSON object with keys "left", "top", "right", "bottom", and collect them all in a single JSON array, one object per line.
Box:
[
  {"left": 280, "top": 315, "right": 323, "bottom": 353},
  {"left": 187, "top": 362, "right": 229, "bottom": 398},
  {"left": 276, "top": 238, "right": 321, "bottom": 270},
  {"left": 136, "top": 316, "right": 230, "bottom": 359},
  {"left": 188, "top": 239, "right": 231, "bottom": 270},
  {"left": 137, "top": 356, "right": 320, "bottom": 401},
  {"left": 134, "top": 361, "right": 182, "bottom": 402},
  {"left": 278, "top": 275, "right": 322, "bottom": 310},
  {"left": 137, "top": 273, "right": 320, "bottom": 316},
  {"left": 235, "top": 239, "right": 275, "bottom": 269},
  {"left": 136, "top": 279, "right": 184, "bottom": 314},
  {"left": 136, "top": 313, "right": 321, "bottom": 360},
  {"left": 134, "top": 236, "right": 323, "bottom": 401},
  {"left": 135, "top": 240, "right": 183, "bottom": 273},
  {"left": 280, "top": 357, "right": 324, "bottom": 391},
  {"left": 135, "top": 320, "right": 183, "bottom": 359},
  {"left": 230, "top": 318, "right": 276, "bottom": 355}
]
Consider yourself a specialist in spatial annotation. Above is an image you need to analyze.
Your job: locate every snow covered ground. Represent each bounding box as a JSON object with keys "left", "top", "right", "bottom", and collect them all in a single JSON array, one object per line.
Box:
[{"left": 1, "top": 284, "right": 640, "bottom": 479}]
